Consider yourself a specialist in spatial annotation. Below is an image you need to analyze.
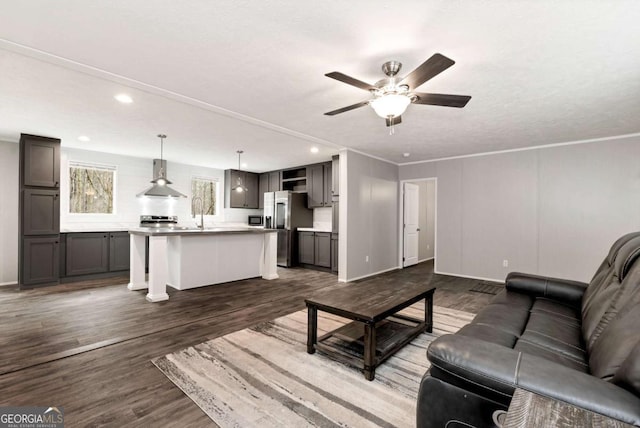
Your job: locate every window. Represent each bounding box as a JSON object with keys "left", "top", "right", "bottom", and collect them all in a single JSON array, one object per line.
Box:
[
  {"left": 69, "top": 162, "right": 116, "bottom": 214},
  {"left": 191, "top": 177, "right": 218, "bottom": 215}
]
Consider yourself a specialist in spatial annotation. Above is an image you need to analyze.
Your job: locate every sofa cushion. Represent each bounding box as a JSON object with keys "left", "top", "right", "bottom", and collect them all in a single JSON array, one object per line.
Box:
[
  {"left": 513, "top": 340, "right": 589, "bottom": 372},
  {"left": 471, "top": 303, "right": 530, "bottom": 337},
  {"left": 530, "top": 298, "right": 580, "bottom": 324},
  {"left": 456, "top": 323, "right": 518, "bottom": 348}
]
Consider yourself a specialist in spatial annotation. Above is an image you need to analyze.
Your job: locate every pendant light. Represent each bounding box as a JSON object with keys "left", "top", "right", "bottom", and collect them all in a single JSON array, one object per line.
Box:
[
  {"left": 136, "top": 134, "right": 187, "bottom": 198},
  {"left": 231, "top": 150, "right": 248, "bottom": 193}
]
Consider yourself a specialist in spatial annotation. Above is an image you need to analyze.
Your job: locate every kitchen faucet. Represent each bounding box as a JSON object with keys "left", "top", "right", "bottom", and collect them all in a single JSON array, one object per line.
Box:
[{"left": 192, "top": 196, "right": 204, "bottom": 230}]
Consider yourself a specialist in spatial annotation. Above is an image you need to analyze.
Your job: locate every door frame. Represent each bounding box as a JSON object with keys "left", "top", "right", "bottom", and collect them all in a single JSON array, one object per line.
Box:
[{"left": 398, "top": 177, "right": 438, "bottom": 270}]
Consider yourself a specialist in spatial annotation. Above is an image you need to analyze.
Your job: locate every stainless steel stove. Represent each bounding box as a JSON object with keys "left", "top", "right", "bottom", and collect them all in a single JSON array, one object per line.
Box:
[{"left": 139, "top": 215, "right": 178, "bottom": 228}]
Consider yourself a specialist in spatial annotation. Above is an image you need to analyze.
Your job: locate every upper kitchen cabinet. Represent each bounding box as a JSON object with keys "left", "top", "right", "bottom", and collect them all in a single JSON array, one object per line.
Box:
[
  {"left": 224, "top": 169, "right": 259, "bottom": 209},
  {"left": 306, "top": 162, "right": 332, "bottom": 208},
  {"left": 22, "top": 189, "right": 60, "bottom": 235},
  {"left": 20, "top": 134, "right": 60, "bottom": 188},
  {"left": 259, "top": 170, "right": 281, "bottom": 208}
]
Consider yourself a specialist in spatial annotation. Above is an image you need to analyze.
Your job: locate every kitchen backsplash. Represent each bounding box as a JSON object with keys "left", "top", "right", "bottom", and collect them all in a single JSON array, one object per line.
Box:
[{"left": 312, "top": 207, "right": 332, "bottom": 231}]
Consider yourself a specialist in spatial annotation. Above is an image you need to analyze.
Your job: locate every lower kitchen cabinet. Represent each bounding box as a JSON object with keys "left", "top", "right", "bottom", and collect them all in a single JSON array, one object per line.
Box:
[
  {"left": 298, "top": 232, "right": 315, "bottom": 265},
  {"left": 65, "top": 232, "right": 109, "bottom": 276},
  {"left": 314, "top": 232, "right": 331, "bottom": 268},
  {"left": 21, "top": 236, "right": 60, "bottom": 286},
  {"left": 109, "top": 232, "right": 130, "bottom": 271},
  {"left": 62, "top": 231, "right": 130, "bottom": 279},
  {"left": 298, "top": 231, "right": 333, "bottom": 271}
]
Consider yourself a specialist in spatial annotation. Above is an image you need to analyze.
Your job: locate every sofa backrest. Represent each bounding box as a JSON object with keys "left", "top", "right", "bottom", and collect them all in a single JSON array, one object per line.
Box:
[
  {"left": 587, "top": 250, "right": 640, "bottom": 391},
  {"left": 581, "top": 236, "right": 640, "bottom": 347},
  {"left": 583, "top": 232, "right": 640, "bottom": 314}
]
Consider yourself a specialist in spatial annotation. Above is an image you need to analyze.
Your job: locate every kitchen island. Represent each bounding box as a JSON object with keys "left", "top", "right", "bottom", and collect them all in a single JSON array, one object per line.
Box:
[{"left": 127, "top": 227, "right": 278, "bottom": 302}]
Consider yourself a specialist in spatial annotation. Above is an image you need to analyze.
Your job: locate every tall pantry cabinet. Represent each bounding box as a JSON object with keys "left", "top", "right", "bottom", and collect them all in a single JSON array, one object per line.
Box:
[{"left": 19, "top": 134, "right": 61, "bottom": 288}]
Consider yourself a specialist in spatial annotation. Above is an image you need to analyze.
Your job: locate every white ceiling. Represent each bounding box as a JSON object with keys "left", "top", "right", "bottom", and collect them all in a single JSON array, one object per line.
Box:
[{"left": 1, "top": 1, "right": 639, "bottom": 171}]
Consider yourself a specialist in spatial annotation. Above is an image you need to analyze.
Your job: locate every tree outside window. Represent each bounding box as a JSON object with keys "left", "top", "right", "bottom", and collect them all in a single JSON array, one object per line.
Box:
[
  {"left": 69, "top": 163, "right": 115, "bottom": 214},
  {"left": 191, "top": 177, "right": 217, "bottom": 215}
]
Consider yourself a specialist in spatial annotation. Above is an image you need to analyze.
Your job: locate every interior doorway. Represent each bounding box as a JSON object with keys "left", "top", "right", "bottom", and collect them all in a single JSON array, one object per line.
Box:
[{"left": 400, "top": 178, "right": 437, "bottom": 268}]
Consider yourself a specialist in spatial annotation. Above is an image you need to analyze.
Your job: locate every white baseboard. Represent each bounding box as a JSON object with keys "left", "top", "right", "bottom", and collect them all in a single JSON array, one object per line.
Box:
[
  {"left": 0, "top": 281, "right": 18, "bottom": 287},
  {"left": 434, "top": 270, "right": 504, "bottom": 284},
  {"left": 345, "top": 265, "right": 401, "bottom": 282},
  {"left": 418, "top": 257, "right": 434, "bottom": 263}
]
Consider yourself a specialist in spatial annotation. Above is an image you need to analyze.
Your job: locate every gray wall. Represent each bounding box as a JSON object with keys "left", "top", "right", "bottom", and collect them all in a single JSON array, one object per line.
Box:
[
  {"left": 410, "top": 180, "right": 435, "bottom": 261},
  {"left": 344, "top": 150, "right": 399, "bottom": 281},
  {"left": 400, "top": 136, "right": 640, "bottom": 282},
  {"left": 0, "top": 141, "right": 19, "bottom": 284}
]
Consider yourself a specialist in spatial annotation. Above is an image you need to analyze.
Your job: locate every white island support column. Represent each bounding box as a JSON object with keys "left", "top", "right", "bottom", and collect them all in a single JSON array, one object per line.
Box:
[
  {"left": 262, "top": 231, "right": 278, "bottom": 280},
  {"left": 128, "top": 233, "right": 147, "bottom": 290},
  {"left": 146, "top": 235, "right": 170, "bottom": 302}
]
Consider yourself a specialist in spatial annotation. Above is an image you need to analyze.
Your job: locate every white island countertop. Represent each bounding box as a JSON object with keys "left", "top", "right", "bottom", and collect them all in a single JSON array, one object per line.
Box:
[
  {"left": 297, "top": 227, "right": 332, "bottom": 232},
  {"left": 129, "top": 227, "right": 272, "bottom": 236}
]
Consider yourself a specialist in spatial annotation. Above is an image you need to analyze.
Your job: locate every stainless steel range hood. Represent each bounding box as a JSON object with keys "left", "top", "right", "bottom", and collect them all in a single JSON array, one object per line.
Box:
[
  {"left": 137, "top": 134, "right": 187, "bottom": 198},
  {"left": 137, "top": 158, "right": 187, "bottom": 198}
]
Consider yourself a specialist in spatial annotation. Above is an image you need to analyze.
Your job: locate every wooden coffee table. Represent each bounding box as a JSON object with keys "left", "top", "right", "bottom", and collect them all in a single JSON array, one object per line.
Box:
[{"left": 305, "top": 282, "right": 434, "bottom": 381}]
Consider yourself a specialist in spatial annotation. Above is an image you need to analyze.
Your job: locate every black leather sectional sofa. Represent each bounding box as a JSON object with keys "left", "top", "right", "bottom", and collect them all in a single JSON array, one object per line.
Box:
[{"left": 417, "top": 232, "right": 640, "bottom": 427}]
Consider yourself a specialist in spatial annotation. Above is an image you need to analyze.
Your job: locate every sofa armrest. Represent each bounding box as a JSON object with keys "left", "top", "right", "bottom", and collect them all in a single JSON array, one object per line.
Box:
[
  {"left": 428, "top": 335, "right": 640, "bottom": 425},
  {"left": 505, "top": 272, "right": 588, "bottom": 307}
]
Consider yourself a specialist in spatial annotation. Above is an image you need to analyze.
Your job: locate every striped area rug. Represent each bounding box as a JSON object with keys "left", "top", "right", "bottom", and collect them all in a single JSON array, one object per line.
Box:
[{"left": 152, "top": 304, "right": 474, "bottom": 427}]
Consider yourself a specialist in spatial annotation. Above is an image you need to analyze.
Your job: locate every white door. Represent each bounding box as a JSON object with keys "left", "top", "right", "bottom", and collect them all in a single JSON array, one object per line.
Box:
[{"left": 403, "top": 182, "right": 419, "bottom": 267}]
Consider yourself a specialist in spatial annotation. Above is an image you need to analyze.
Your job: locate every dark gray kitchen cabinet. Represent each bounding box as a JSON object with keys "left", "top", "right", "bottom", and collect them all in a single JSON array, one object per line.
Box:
[
  {"left": 298, "top": 231, "right": 332, "bottom": 270},
  {"left": 22, "top": 189, "right": 60, "bottom": 235},
  {"left": 298, "top": 231, "right": 315, "bottom": 265},
  {"left": 314, "top": 232, "right": 331, "bottom": 268},
  {"left": 259, "top": 173, "right": 268, "bottom": 209},
  {"left": 109, "top": 232, "right": 130, "bottom": 271},
  {"left": 19, "top": 134, "right": 61, "bottom": 289},
  {"left": 22, "top": 236, "right": 59, "bottom": 286},
  {"left": 331, "top": 233, "right": 338, "bottom": 273},
  {"left": 225, "top": 169, "right": 259, "bottom": 208},
  {"left": 268, "top": 171, "right": 281, "bottom": 192},
  {"left": 21, "top": 134, "right": 60, "bottom": 188},
  {"left": 65, "top": 232, "right": 109, "bottom": 276},
  {"left": 259, "top": 170, "right": 282, "bottom": 209},
  {"left": 306, "top": 162, "right": 332, "bottom": 208}
]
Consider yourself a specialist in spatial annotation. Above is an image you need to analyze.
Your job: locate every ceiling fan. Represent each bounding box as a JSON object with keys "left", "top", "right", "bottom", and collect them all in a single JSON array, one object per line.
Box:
[{"left": 324, "top": 53, "right": 471, "bottom": 128}]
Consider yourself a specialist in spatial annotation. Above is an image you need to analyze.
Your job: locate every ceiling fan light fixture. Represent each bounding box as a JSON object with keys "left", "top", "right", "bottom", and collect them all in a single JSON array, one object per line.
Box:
[{"left": 370, "top": 94, "right": 411, "bottom": 119}]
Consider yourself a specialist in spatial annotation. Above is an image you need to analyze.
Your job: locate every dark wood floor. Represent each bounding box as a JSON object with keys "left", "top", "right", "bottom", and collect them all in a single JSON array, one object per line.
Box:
[{"left": 0, "top": 260, "right": 497, "bottom": 427}]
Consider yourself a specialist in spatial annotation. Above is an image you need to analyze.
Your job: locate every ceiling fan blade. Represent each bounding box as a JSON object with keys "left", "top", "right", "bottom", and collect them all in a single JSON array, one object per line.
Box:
[
  {"left": 325, "top": 72, "right": 377, "bottom": 91},
  {"left": 324, "top": 101, "right": 370, "bottom": 116},
  {"left": 412, "top": 92, "right": 471, "bottom": 108},
  {"left": 400, "top": 53, "right": 455, "bottom": 90},
  {"left": 385, "top": 116, "right": 402, "bottom": 127}
]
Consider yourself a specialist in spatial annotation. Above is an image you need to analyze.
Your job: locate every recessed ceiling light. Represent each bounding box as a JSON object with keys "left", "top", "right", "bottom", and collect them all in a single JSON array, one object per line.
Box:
[
  {"left": 310, "top": 147, "right": 319, "bottom": 153},
  {"left": 78, "top": 135, "right": 91, "bottom": 142},
  {"left": 241, "top": 163, "right": 248, "bottom": 168},
  {"left": 114, "top": 94, "right": 133, "bottom": 104},
  {"left": 403, "top": 152, "right": 411, "bottom": 158}
]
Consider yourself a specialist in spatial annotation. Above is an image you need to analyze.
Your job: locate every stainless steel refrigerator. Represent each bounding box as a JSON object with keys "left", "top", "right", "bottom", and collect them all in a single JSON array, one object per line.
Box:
[{"left": 264, "top": 191, "right": 313, "bottom": 267}]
